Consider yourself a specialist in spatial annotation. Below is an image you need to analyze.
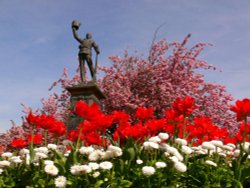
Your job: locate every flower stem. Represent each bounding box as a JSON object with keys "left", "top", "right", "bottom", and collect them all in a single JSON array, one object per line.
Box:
[
  {"left": 44, "top": 129, "right": 48, "bottom": 146},
  {"left": 243, "top": 118, "right": 248, "bottom": 143},
  {"left": 29, "top": 126, "right": 35, "bottom": 163},
  {"left": 76, "top": 127, "right": 83, "bottom": 149},
  {"left": 148, "top": 178, "right": 151, "bottom": 188}
]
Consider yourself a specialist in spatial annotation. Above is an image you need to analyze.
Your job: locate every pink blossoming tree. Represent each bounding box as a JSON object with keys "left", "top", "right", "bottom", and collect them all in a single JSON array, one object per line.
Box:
[
  {"left": 0, "top": 34, "right": 238, "bottom": 150},
  {"left": 99, "top": 34, "right": 236, "bottom": 131}
]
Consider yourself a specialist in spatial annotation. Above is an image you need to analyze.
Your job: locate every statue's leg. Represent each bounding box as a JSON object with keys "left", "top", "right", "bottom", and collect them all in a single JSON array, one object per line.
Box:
[
  {"left": 79, "top": 57, "right": 85, "bottom": 83},
  {"left": 86, "top": 55, "right": 95, "bottom": 79}
]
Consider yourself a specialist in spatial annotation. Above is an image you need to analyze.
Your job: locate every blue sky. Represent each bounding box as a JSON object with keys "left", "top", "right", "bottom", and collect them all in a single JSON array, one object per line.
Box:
[{"left": 0, "top": 0, "right": 250, "bottom": 132}]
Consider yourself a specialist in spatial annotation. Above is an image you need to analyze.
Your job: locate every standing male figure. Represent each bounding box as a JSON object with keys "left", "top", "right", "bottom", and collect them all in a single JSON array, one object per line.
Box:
[{"left": 72, "top": 20, "right": 100, "bottom": 82}]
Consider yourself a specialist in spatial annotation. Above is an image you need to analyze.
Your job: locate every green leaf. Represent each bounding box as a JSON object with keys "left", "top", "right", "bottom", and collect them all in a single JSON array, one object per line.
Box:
[
  {"left": 67, "top": 180, "right": 73, "bottom": 186},
  {"left": 188, "top": 154, "right": 207, "bottom": 163},
  {"left": 240, "top": 153, "right": 249, "bottom": 164},
  {"left": 188, "top": 175, "right": 201, "bottom": 184},
  {"left": 241, "top": 167, "right": 250, "bottom": 181},
  {"left": 123, "top": 147, "right": 135, "bottom": 161},
  {"left": 65, "top": 149, "right": 78, "bottom": 170},
  {"left": 224, "top": 182, "right": 232, "bottom": 187},
  {"left": 117, "top": 159, "right": 124, "bottom": 173},
  {"left": 37, "top": 179, "right": 46, "bottom": 188},
  {"left": 211, "top": 182, "right": 221, "bottom": 187},
  {"left": 93, "top": 180, "right": 104, "bottom": 188},
  {"left": 119, "top": 180, "right": 133, "bottom": 187},
  {"left": 232, "top": 179, "right": 243, "bottom": 188}
]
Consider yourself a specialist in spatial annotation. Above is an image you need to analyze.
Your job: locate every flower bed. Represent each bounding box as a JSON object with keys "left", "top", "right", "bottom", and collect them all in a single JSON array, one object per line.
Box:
[{"left": 0, "top": 97, "right": 250, "bottom": 187}]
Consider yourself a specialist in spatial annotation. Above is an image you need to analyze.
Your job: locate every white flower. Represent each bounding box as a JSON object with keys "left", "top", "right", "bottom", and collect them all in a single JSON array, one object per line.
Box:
[
  {"left": 213, "top": 147, "right": 223, "bottom": 153},
  {"left": 173, "top": 150, "right": 184, "bottom": 161},
  {"left": 44, "top": 164, "right": 59, "bottom": 176},
  {"left": 181, "top": 145, "right": 193, "bottom": 155},
  {"left": 26, "top": 154, "right": 30, "bottom": 165},
  {"left": 93, "top": 171, "right": 100, "bottom": 178},
  {"left": 136, "top": 159, "right": 143, "bottom": 164},
  {"left": 202, "top": 142, "right": 216, "bottom": 150},
  {"left": 226, "top": 151, "right": 233, "bottom": 156},
  {"left": 148, "top": 136, "right": 161, "bottom": 143},
  {"left": 174, "top": 162, "right": 187, "bottom": 172},
  {"left": 70, "top": 165, "right": 81, "bottom": 175},
  {"left": 165, "top": 146, "right": 178, "bottom": 154},
  {"left": 233, "top": 149, "right": 241, "bottom": 157},
  {"left": 70, "top": 165, "right": 92, "bottom": 175},
  {"left": 208, "top": 149, "right": 215, "bottom": 155},
  {"left": 44, "top": 160, "right": 54, "bottom": 166},
  {"left": 55, "top": 176, "right": 67, "bottom": 188},
  {"left": 56, "top": 145, "right": 65, "bottom": 153},
  {"left": 175, "top": 138, "right": 187, "bottom": 146},
  {"left": 33, "top": 162, "right": 40, "bottom": 166},
  {"left": 158, "top": 133, "right": 169, "bottom": 140},
  {"left": 107, "top": 145, "right": 123, "bottom": 157},
  {"left": 169, "top": 156, "right": 179, "bottom": 163},
  {"left": 0, "top": 169, "right": 3, "bottom": 174},
  {"left": 101, "top": 151, "right": 114, "bottom": 160},
  {"left": 79, "top": 165, "right": 92, "bottom": 174},
  {"left": 0, "top": 160, "right": 10, "bottom": 168},
  {"left": 35, "top": 152, "right": 48, "bottom": 159},
  {"left": 205, "top": 160, "right": 217, "bottom": 167},
  {"left": 47, "top": 144, "right": 57, "bottom": 150},
  {"left": 191, "top": 146, "right": 201, "bottom": 151},
  {"left": 142, "top": 166, "right": 156, "bottom": 176},
  {"left": 211, "top": 140, "right": 223, "bottom": 148},
  {"left": 11, "top": 156, "right": 22, "bottom": 164},
  {"left": 35, "top": 147, "right": 49, "bottom": 154},
  {"left": 19, "top": 149, "right": 30, "bottom": 156},
  {"left": 64, "top": 150, "right": 71, "bottom": 157},
  {"left": 79, "top": 146, "right": 94, "bottom": 155},
  {"left": 164, "top": 152, "right": 170, "bottom": 158},
  {"left": 143, "top": 141, "right": 159, "bottom": 150},
  {"left": 164, "top": 145, "right": 183, "bottom": 160},
  {"left": 1, "top": 152, "right": 13, "bottom": 158},
  {"left": 99, "top": 161, "right": 113, "bottom": 170},
  {"left": 155, "top": 162, "right": 167, "bottom": 168},
  {"left": 195, "top": 150, "right": 207, "bottom": 155},
  {"left": 223, "top": 145, "right": 234, "bottom": 151},
  {"left": 88, "top": 162, "right": 99, "bottom": 170},
  {"left": 149, "top": 142, "right": 160, "bottom": 149},
  {"left": 159, "top": 143, "right": 170, "bottom": 151},
  {"left": 62, "top": 140, "right": 72, "bottom": 146},
  {"left": 88, "top": 150, "right": 104, "bottom": 161},
  {"left": 242, "top": 142, "right": 250, "bottom": 152},
  {"left": 218, "top": 152, "right": 227, "bottom": 157},
  {"left": 226, "top": 143, "right": 236, "bottom": 149}
]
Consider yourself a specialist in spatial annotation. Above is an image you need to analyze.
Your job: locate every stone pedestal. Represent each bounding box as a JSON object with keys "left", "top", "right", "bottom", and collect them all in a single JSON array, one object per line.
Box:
[{"left": 66, "top": 82, "right": 105, "bottom": 130}]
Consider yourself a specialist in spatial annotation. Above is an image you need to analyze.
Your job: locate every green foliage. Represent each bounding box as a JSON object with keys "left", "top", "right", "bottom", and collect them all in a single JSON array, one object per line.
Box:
[{"left": 1, "top": 135, "right": 250, "bottom": 187}]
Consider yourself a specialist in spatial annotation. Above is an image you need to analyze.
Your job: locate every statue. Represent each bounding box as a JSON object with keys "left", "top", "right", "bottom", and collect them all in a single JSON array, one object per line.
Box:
[{"left": 71, "top": 20, "right": 100, "bottom": 83}]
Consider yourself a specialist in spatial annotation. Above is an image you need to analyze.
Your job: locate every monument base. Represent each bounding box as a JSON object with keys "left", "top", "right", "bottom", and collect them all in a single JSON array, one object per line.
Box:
[{"left": 66, "top": 82, "right": 105, "bottom": 130}]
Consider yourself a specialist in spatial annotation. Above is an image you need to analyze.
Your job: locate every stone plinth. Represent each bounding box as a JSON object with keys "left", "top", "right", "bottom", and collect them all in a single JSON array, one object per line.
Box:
[
  {"left": 66, "top": 82, "right": 105, "bottom": 130},
  {"left": 66, "top": 82, "right": 105, "bottom": 108}
]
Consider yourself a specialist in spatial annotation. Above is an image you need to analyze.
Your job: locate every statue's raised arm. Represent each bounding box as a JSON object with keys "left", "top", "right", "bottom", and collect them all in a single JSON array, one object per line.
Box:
[{"left": 71, "top": 20, "right": 83, "bottom": 43}]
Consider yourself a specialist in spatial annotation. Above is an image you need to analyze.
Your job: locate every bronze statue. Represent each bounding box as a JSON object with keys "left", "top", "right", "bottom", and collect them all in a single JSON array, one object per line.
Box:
[{"left": 71, "top": 20, "right": 100, "bottom": 83}]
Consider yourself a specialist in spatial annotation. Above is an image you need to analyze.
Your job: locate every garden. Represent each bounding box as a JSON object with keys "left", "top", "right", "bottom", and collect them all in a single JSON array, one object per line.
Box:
[{"left": 0, "top": 35, "right": 249, "bottom": 187}]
